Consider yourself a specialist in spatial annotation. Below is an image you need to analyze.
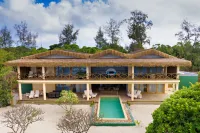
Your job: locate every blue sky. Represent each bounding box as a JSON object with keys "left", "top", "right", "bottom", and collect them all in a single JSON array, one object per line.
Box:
[
  {"left": 0, "top": 0, "right": 199, "bottom": 48},
  {"left": 0, "top": 0, "right": 107, "bottom": 7}
]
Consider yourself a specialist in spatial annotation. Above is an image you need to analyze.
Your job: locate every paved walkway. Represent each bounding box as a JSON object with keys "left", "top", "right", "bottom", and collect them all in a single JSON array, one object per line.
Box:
[{"left": 0, "top": 104, "right": 159, "bottom": 133}]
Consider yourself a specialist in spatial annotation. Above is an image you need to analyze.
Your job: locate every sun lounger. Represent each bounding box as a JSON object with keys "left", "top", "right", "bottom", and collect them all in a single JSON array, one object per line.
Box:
[
  {"left": 89, "top": 89, "right": 97, "bottom": 98},
  {"left": 29, "top": 90, "right": 34, "bottom": 99},
  {"left": 28, "top": 71, "right": 34, "bottom": 78},
  {"left": 127, "top": 90, "right": 141, "bottom": 98},
  {"left": 82, "top": 90, "right": 92, "bottom": 98},
  {"left": 34, "top": 90, "right": 39, "bottom": 98}
]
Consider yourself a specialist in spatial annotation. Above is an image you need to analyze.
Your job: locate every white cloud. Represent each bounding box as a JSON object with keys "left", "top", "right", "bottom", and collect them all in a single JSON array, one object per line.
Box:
[{"left": 0, "top": 0, "right": 200, "bottom": 49}]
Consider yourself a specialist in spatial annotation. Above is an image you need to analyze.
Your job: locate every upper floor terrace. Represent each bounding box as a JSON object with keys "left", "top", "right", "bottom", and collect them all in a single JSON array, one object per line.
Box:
[
  {"left": 5, "top": 49, "right": 191, "bottom": 81},
  {"left": 17, "top": 66, "right": 179, "bottom": 80}
]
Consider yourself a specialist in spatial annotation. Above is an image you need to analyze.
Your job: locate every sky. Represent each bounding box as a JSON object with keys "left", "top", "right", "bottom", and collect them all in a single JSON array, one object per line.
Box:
[{"left": 0, "top": 0, "right": 200, "bottom": 49}]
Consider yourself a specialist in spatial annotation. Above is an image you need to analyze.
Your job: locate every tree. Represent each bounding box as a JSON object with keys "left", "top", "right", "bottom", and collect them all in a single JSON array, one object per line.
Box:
[
  {"left": 59, "top": 24, "right": 79, "bottom": 45},
  {"left": 1, "top": 105, "right": 44, "bottom": 133},
  {"left": 94, "top": 27, "right": 107, "bottom": 48},
  {"left": 0, "top": 80, "right": 12, "bottom": 107},
  {"left": 63, "top": 44, "right": 80, "bottom": 51},
  {"left": 146, "top": 83, "right": 200, "bottom": 133},
  {"left": 104, "top": 18, "right": 123, "bottom": 45},
  {"left": 49, "top": 43, "right": 62, "bottom": 50},
  {"left": 14, "top": 21, "right": 38, "bottom": 48},
  {"left": 175, "top": 20, "right": 200, "bottom": 44},
  {"left": 57, "top": 90, "right": 79, "bottom": 111},
  {"left": 57, "top": 108, "right": 98, "bottom": 133},
  {"left": 0, "top": 26, "right": 13, "bottom": 48},
  {"left": 127, "top": 10, "right": 153, "bottom": 51}
]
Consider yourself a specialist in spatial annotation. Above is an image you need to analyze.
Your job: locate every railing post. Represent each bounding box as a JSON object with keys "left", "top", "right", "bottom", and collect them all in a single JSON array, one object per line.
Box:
[
  {"left": 17, "top": 66, "right": 21, "bottom": 80},
  {"left": 42, "top": 67, "right": 45, "bottom": 80}
]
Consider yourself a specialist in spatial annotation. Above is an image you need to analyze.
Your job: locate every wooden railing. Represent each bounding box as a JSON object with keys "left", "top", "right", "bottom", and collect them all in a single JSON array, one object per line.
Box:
[
  {"left": 19, "top": 73, "right": 178, "bottom": 80},
  {"left": 19, "top": 73, "right": 87, "bottom": 80}
]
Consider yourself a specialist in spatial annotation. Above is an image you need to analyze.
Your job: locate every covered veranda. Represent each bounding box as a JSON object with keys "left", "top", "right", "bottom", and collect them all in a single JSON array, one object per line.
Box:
[{"left": 17, "top": 80, "right": 179, "bottom": 102}]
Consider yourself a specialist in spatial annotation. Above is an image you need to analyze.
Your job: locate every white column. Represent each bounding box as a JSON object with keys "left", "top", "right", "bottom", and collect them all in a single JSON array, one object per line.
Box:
[
  {"left": 86, "top": 66, "right": 90, "bottom": 79},
  {"left": 43, "top": 83, "right": 46, "bottom": 100},
  {"left": 42, "top": 67, "right": 45, "bottom": 80},
  {"left": 86, "top": 83, "right": 90, "bottom": 101},
  {"left": 173, "top": 83, "right": 175, "bottom": 91},
  {"left": 17, "top": 66, "right": 20, "bottom": 79},
  {"left": 175, "top": 83, "right": 179, "bottom": 91},
  {"left": 131, "top": 83, "right": 134, "bottom": 101},
  {"left": 18, "top": 83, "right": 22, "bottom": 100},
  {"left": 177, "top": 66, "right": 180, "bottom": 79},
  {"left": 132, "top": 66, "right": 134, "bottom": 79},
  {"left": 164, "top": 83, "right": 168, "bottom": 93}
]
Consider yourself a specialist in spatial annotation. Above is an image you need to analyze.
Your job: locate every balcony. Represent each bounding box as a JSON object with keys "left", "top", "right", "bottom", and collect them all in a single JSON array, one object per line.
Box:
[{"left": 18, "top": 72, "right": 179, "bottom": 80}]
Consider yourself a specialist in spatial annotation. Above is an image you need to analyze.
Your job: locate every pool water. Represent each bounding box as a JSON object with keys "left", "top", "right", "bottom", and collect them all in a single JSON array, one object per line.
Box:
[{"left": 99, "top": 97, "right": 125, "bottom": 118}]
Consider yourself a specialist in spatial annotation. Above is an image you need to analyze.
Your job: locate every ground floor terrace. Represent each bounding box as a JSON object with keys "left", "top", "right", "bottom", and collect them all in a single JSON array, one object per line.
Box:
[{"left": 17, "top": 80, "right": 179, "bottom": 103}]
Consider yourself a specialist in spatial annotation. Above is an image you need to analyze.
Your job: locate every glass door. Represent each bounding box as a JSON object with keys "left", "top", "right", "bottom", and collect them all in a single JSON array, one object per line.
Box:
[
  {"left": 157, "top": 84, "right": 164, "bottom": 93},
  {"left": 149, "top": 84, "right": 157, "bottom": 93}
]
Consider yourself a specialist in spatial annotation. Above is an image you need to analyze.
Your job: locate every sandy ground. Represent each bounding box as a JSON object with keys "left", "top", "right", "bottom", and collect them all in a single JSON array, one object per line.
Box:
[{"left": 0, "top": 104, "right": 159, "bottom": 133}]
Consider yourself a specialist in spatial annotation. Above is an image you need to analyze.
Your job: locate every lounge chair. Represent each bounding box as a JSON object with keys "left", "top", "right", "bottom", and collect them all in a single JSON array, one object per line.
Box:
[
  {"left": 82, "top": 90, "right": 91, "bottom": 99},
  {"left": 89, "top": 90, "right": 97, "bottom": 98},
  {"left": 28, "top": 71, "right": 34, "bottom": 78},
  {"left": 34, "top": 90, "right": 40, "bottom": 98},
  {"left": 136, "top": 90, "right": 142, "bottom": 99},
  {"left": 127, "top": 90, "right": 140, "bottom": 98},
  {"left": 29, "top": 90, "right": 34, "bottom": 99}
]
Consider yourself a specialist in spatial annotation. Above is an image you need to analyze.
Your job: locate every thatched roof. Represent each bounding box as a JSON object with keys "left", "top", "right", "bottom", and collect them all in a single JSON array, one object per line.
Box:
[
  {"left": 127, "top": 49, "right": 176, "bottom": 59},
  {"left": 90, "top": 49, "right": 127, "bottom": 58},
  {"left": 5, "top": 49, "right": 192, "bottom": 67},
  {"left": 22, "top": 50, "right": 91, "bottom": 59}
]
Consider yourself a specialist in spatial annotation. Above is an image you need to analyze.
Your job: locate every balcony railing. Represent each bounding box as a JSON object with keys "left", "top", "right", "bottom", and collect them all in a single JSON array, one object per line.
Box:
[
  {"left": 19, "top": 72, "right": 178, "bottom": 80},
  {"left": 19, "top": 73, "right": 87, "bottom": 80}
]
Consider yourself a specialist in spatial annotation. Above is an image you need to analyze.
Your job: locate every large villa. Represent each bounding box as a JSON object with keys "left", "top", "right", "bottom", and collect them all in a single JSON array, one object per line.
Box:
[{"left": 5, "top": 49, "right": 191, "bottom": 102}]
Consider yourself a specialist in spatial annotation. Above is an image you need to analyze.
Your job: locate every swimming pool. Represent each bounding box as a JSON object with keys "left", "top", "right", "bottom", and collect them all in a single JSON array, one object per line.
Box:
[{"left": 98, "top": 96, "right": 127, "bottom": 120}]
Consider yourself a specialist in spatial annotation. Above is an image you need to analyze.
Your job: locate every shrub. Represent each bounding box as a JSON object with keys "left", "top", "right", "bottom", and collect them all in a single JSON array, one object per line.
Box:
[
  {"left": 0, "top": 79, "right": 15, "bottom": 107},
  {"left": 146, "top": 83, "right": 200, "bottom": 133},
  {"left": 90, "top": 101, "right": 95, "bottom": 107},
  {"left": 57, "top": 90, "right": 79, "bottom": 111}
]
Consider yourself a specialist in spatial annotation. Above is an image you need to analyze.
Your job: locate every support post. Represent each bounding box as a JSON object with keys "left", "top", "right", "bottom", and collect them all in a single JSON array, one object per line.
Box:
[
  {"left": 132, "top": 66, "right": 134, "bottom": 79},
  {"left": 86, "top": 83, "right": 90, "bottom": 101},
  {"left": 177, "top": 66, "right": 180, "bottom": 79},
  {"left": 131, "top": 83, "right": 134, "bottom": 101},
  {"left": 164, "top": 83, "right": 168, "bottom": 93},
  {"left": 18, "top": 83, "right": 22, "bottom": 100},
  {"left": 42, "top": 67, "right": 45, "bottom": 80},
  {"left": 17, "top": 66, "right": 20, "bottom": 79},
  {"left": 175, "top": 83, "right": 179, "bottom": 91},
  {"left": 43, "top": 83, "right": 46, "bottom": 100}
]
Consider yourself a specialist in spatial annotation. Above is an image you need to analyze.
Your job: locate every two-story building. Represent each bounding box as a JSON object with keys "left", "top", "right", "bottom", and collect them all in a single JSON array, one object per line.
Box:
[{"left": 5, "top": 49, "right": 191, "bottom": 101}]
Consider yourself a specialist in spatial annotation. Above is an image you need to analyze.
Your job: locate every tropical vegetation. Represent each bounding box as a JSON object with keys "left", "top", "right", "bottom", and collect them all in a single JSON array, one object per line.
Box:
[{"left": 146, "top": 83, "right": 200, "bottom": 133}]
